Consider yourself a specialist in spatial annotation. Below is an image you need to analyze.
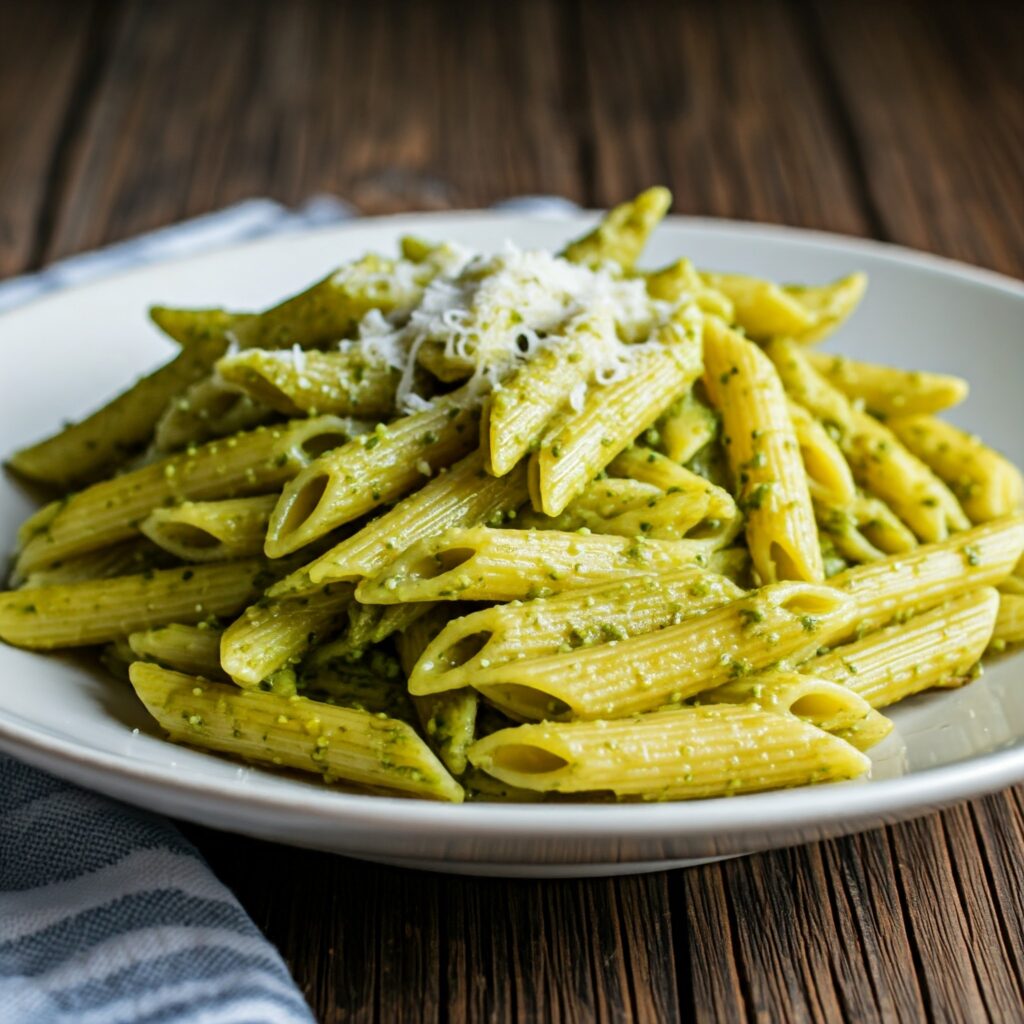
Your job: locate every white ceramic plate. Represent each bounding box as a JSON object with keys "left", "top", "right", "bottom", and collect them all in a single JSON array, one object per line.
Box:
[{"left": 2, "top": 212, "right": 1022, "bottom": 878}]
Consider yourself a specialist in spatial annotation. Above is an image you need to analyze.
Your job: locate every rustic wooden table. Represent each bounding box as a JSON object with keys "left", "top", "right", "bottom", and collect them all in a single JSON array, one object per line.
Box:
[{"left": 2, "top": 1, "right": 1022, "bottom": 1020}]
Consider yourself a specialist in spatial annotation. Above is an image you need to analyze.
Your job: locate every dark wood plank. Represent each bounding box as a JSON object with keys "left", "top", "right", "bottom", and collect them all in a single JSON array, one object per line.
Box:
[
  {"left": 0, "top": 0, "right": 102, "bottom": 276},
  {"left": 46, "top": 0, "right": 582, "bottom": 259},
  {"left": 191, "top": 831, "right": 443, "bottom": 1024},
  {"left": 577, "top": 0, "right": 868, "bottom": 235},
  {"left": 812, "top": 0, "right": 1024, "bottom": 276}
]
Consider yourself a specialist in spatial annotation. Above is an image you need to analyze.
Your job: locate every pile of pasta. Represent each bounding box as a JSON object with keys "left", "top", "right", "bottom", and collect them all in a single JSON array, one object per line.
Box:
[{"left": 3, "top": 187, "right": 1023, "bottom": 804}]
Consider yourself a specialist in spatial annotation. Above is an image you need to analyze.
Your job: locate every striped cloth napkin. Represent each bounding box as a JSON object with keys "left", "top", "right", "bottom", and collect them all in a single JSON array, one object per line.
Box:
[{"left": 0, "top": 193, "right": 578, "bottom": 1024}]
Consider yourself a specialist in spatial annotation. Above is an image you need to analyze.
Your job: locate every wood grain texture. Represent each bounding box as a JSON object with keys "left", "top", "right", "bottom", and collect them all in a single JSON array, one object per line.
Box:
[
  {"left": 0, "top": 0, "right": 102, "bottom": 276},
  {"left": 46, "top": 0, "right": 582, "bottom": 260},
  {"left": 813, "top": 0, "right": 1024, "bottom": 276},
  {"left": 577, "top": 0, "right": 869, "bottom": 235},
  {"left": 5, "top": 1, "right": 1024, "bottom": 1022}
]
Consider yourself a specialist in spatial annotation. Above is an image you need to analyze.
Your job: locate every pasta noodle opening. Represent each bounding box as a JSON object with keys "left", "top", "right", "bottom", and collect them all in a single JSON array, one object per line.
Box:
[
  {"left": 405, "top": 547, "right": 477, "bottom": 581},
  {"left": 776, "top": 587, "right": 844, "bottom": 617},
  {"left": 300, "top": 431, "right": 352, "bottom": 460},
  {"left": 204, "top": 389, "right": 250, "bottom": 422},
  {"left": 769, "top": 542, "right": 807, "bottom": 583},
  {"left": 441, "top": 630, "right": 493, "bottom": 670},
  {"left": 277, "top": 474, "right": 329, "bottom": 539},
  {"left": 788, "top": 692, "right": 853, "bottom": 720},
  {"left": 478, "top": 683, "right": 572, "bottom": 721},
  {"left": 153, "top": 522, "right": 221, "bottom": 552},
  {"left": 491, "top": 744, "right": 569, "bottom": 774}
]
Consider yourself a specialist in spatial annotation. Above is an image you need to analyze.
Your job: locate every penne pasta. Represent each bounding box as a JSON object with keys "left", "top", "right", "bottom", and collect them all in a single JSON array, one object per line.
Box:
[
  {"left": 468, "top": 705, "right": 869, "bottom": 800},
  {"left": 0, "top": 560, "right": 270, "bottom": 650},
  {"left": 6, "top": 339, "right": 226, "bottom": 489},
  {"left": 153, "top": 377, "right": 276, "bottom": 453},
  {"left": 829, "top": 515, "right": 1024, "bottom": 635},
  {"left": 644, "top": 258, "right": 734, "bottom": 320},
  {"left": 703, "top": 319, "right": 823, "bottom": 583},
  {"left": 141, "top": 495, "right": 279, "bottom": 563},
  {"left": 396, "top": 606, "right": 478, "bottom": 776},
  {"left": 698, "top": 671, "right": 892, "bottom": 751},
  {"left": 266, "top": 393, "right": 479, "bottom": 557},
  {"left": 130, "top": 663, "right": 463, "bottom": 802},
  {"left": 698, "top": 272, "right": 866, "bottom": 343},
  {"left": 805, "top": 588, "right": 999, "bottom": 708},
  {"left": 148, "top": 306, "right": 252, "bottom": 348},
  {"left": 888, "top": 415, "right": 1024, "bottom": 523},
  {"left": 561, "top": 186, "right": 671, "bottom": 269},
  {"left": 530, "top": 328, "right": 703, "bottom": 516},
  {"left": 767, "top": 340, "right": 969, "bottom": 541},
  {"left": 787, "top": 400, "right": 856, "bottom": 508},
  {"left": 482, "top": 311, "right": 616, "bottom": 476},
  {"left": 221, "top": 582, "right": 354, "bottom": 688},
  {"left": 657, "top": 390, "right": 719, "bottom": 465},
  {"left": 408, "top": 568, "right": 744, "bottom": 696},
  {"left": 356, "top": 526, "right": 725, "bottom": 605},
  {"left": 441, "top": 582, "right": 855, "bottom": 719},
  {"left": 5, "top": 189, "right": 1023, "bottom": 806},
  {"left": 991, "top": 593, "right": 1024, "bottom": 650},
  {"left": 607, "top": 445, "right": 737, "bottom": 520},
  {"left": 128, "top": 623, "right": 226, "bottom": 680},
  {"left": 298, "top": 451, "right": 529, "bottom": 589},
  {"left": 804, "top": 351, "right": 968, "bottom": 417},
  {"left": 216, "top": 347, "right": 399, "bottom": 419},
  {"left": 15, "top": 416, "right": 362, "bottom": 577}
]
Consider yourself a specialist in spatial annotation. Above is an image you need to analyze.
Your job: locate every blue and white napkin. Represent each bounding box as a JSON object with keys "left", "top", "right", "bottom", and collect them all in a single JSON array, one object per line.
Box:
[{"left": 0, "top": 193, "right": 578, "bottom": 1024}]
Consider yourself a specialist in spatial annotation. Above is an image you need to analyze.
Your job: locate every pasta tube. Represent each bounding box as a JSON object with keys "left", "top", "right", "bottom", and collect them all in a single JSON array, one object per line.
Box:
[
  {"left": 7, "top": 338, "right": 225, "bottom": 489},
  {"left": 0, "top": 560, "right": 269, "bottom": 650},
  {"left": 645, "top": 259, "right": 734, "bottom": 319},
  {"left": 482, "top": 311, "right": 615, "bottom": 476},
  {"left": 607, "top": 446, "right": 737, "bottom": 520},
  {"left": 561, "top": 186, "right": 671, "bottom": 269},
  {"left": 805, "top": 588, "right": 999, "bottom": 708},
  {"left": 149, "top": 306, "right": 251, "bottom": 348},
  {"left": 699, "top": 273, "right": 866, "bottom": 343},
  {"left": 447, "top": 582, "right": 854, "bottom": 719},
  {"left": 782, "top": 273, "right": 868, "bottom": 343},
  {"left": 530, "top": 331, "right": 703, "bottom": 516},
  {"left": 467, "top": 705, "right": 869, "bottom": 800},
  {"left": 266, "top": 395, "right": 478, "bottom": 557},
  {"left": 767, "top": 340, "right": 968, "bottom": 541},
  {"left": 153, "top": 377, "right": 275, "bottom": 453},
  {"left": 805, "top": 352, "right": 968, "bottom": 417},
  {"left": 991, "top": 594, "right": 1024, "bottom": 650},
  {"left": 787, "top": 400, "right": 856, "bottom": 507},
  {"left": 356, "top": 526, "right": 724, "bottom": 605},
  {"left": 17, "top": 539, "right": 173, "bottom": 589},
  {"left": 128, "top": 623, "right": 226, "bottom": 679},
  {"left": 216, "top": 348, "right": 399, "bottom": 418},
  {"left": 888, "top": 415, "right": 1024, "bottom": 523},
  {"left": 300, "top": 452, "right": 529, "bottom": 588},
  {"left": 141, "top": 495, "right": 278, "bottom": 563},
  {"left": 130, "top": 663, "right": 463, "bottom": 802},
  {"left": 15, "top": 416, "right": 361, "bottom": 576},
  {"left": 396, "top": 607, "right": 478, "bottom": 776},
  {"left": 519, "top": 477, "right": 735, "bottom": 543},
  {"left": 408, "top": 568, "right": 744, "bottom": 695},
  {"left": 829, "top": 515, "right": 1024, "bottom": 634},
  {"left": 703, "top": 319, "right": 823, "bottom": 583},
  {"left": 221, "top": 582, "right": 354, "bottom": 688},
  {"left": 816, "top": 493, "right": 918, "bottom": 566},
  {"left": 697, "top": 671, "right": 892, "bottom": 751},
  {"left": 657, "top": 390, "right": 719, "bottom": 464}
]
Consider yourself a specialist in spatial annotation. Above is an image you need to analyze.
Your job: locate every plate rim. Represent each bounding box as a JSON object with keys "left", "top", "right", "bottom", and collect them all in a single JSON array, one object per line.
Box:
[{"left": 2, "top": 210, "right": 1022, "bottom": 846}]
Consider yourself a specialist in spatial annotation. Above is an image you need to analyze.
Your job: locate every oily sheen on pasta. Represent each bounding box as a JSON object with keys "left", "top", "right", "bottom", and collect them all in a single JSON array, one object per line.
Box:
[{"left": 3, "top": 188, "right": 1023, "bottom": 804}]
